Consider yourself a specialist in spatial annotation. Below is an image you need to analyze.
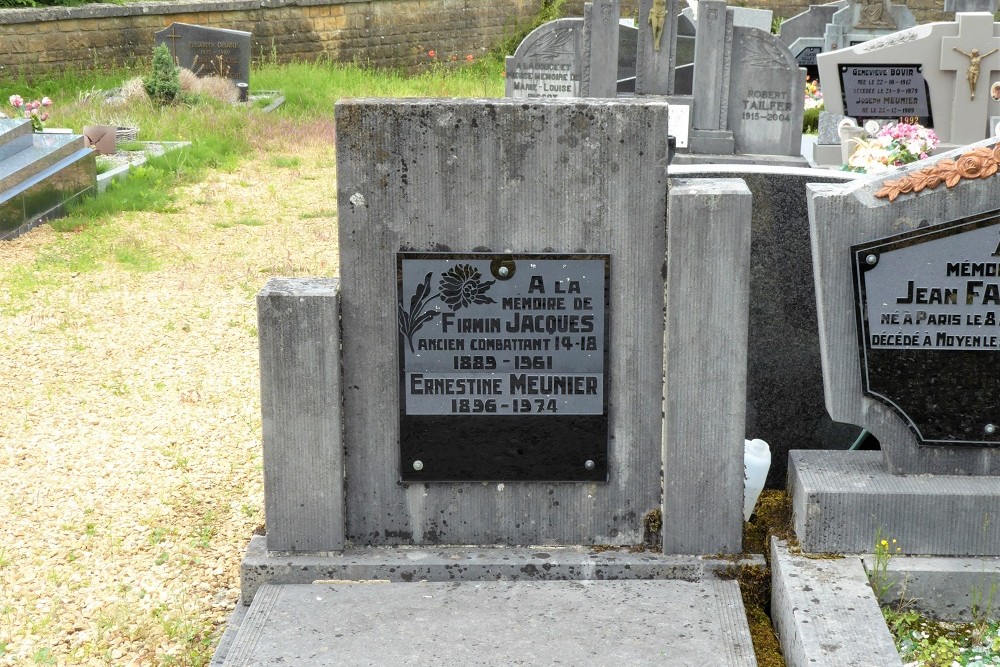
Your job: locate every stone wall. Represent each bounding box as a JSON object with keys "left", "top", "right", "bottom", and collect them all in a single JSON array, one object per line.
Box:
[
  {"left": 560, "top": 0, "right": 947, "bottom": 24},
  {"left": 0, "top": 0, "right": 541, "bottom": 80}
]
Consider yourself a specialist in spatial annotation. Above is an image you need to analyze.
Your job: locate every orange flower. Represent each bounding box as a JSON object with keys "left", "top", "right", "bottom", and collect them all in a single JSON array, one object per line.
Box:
[
  {"left": 955, "top": 154, "right": 990, "bottom": 179},
  {"left": 466, "top": 54, "right": 474, "bottom": 62},
  {"left": 428, "top": 49, "right": 436, "bottom": 58}
]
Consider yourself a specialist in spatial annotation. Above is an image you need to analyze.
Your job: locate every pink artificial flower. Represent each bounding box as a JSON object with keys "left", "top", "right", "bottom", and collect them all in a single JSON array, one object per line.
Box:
[
  {"left": 41, "top": 97, "right": 51, "bottom": 107},
  {"left": 40, "top": 112, "right": 49, "bottom": 121},
  {"left": 9, "top": 95, "right": 23, "bottom": 108}
]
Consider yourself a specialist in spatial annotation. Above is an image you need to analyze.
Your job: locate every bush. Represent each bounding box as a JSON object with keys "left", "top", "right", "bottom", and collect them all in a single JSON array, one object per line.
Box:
[
  {"left": 144, "top": 44, "right": 181, "bottom": 104},
  {"left": 803, "top": 106, "right": 820, "bottom": 134}
]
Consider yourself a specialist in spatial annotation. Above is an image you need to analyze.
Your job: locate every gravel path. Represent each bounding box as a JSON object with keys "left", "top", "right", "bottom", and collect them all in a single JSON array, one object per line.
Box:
[{"left": 0, "top": 138, "right": 338, "bottom": 666}]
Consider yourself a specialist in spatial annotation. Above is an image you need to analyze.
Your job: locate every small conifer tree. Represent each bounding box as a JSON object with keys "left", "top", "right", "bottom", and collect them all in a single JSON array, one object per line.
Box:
[{"left": 144, "top": 43, "right": 181, "bottom": 104}]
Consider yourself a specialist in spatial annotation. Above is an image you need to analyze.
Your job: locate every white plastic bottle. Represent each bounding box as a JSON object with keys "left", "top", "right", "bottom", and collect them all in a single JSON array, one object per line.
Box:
[{"left": 743, "top": 438, "right": 771, "bottom": 521}]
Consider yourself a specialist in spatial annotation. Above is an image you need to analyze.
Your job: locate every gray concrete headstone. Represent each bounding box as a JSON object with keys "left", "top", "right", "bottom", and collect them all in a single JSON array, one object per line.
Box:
[
  {"left": 728, "top": 27, "right": 806, "bottom": 156},
  {"left": 808, "top": 138, "right": 1000, "bottom": 474},
  {"left": 154, "top": 22, "right": 251, "bottom": 84},
  {"left": 689, "top": 0, "right": 735, "bottom": 154},
  {"left": 257, "top": 278, "right": 344, "bottom": 552},
  {"left": 778, "top": 2, "right": 844, "bottom": 48},
  {"left": 636, "top": 0, "right": 681, "bottom": 94},
  {"left": 582, "top": 0, "right": 621, "bottom": 97},
  {"left": 334, "top": 98, "right": 671, "bottom": 547},
  {"left": 663, "top": 179, "right": 752, "bottom": 553},
  {"left": 505, "top": 19, "right": 584, "bottom": 98}
]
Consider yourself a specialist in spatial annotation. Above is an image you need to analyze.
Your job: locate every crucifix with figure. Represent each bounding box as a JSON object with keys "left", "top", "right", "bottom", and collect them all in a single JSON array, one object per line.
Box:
[{"left": 941, "top": 13, "right": 1000, "bottom": 144}]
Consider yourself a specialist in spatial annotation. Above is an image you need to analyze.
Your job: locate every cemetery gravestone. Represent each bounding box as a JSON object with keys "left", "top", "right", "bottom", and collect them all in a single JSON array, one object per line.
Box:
[
  {"left": 728, "top": 27, "right": 807, "bottom": 156},
  {"left": 822, "top": 0, "right": 917, "bottom": 52},
  {"left": 505, "top": 19, "right": 584, "bottom": 98},
  {"left": 945, "top": 0, "right": 998, "bottom": 12},
  {"left": 815, "top": 12, "right": 1000, "bottom": 165},
  {"left": 688, "top": 1, "right": 806, "bottom": 159},
  {"left": 779, "top": 0, "right": 844, "bottom": 75},
  {"left": 794, "top": 138, "right": 1000, "bottom": 554},
  {"left": 581, "top": 0, "right": 621, "bottom": 97},
  {"left": 635, "top": 0, "right": 682, "bottom": 95},
  {"left": 154, "top": 22, "right": 251, "bottom": 85}
]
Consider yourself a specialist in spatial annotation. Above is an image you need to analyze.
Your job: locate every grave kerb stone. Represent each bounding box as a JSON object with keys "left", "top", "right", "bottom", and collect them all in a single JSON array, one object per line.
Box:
[{"left": 663, "top": 179, "right": 752, "bottom": 553}]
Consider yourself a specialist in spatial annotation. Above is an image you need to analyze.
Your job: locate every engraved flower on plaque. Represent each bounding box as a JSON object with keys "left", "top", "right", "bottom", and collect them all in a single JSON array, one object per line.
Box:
[{"left": 439, "top": 264, "right": 496, "bottom": 311}]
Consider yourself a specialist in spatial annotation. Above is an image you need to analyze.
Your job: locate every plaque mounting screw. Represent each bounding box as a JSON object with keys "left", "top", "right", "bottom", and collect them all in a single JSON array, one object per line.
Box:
[
  {"left": 498, "top": 266, "right": 509, "bottom": 277},
  {"left": 412, "top": 460, "right": 424, "bottom": 471},
  {"left": 986, "top": 424, "right": 997, "bottom": 435},
  {"left": 865, "top": 254, "right": 878, "bottom": 266},
  {"left": 584, "top": 460, "right": 595, "bottom": 471}
]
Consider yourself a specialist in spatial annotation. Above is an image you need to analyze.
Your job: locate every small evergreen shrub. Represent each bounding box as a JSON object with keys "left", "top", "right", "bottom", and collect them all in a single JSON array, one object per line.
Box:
[{"left": 144, "top": 44, "right": 181, "bottom": 104}]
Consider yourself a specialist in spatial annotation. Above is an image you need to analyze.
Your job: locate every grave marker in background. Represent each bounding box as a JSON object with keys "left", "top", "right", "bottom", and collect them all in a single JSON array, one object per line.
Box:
[
  {"left": 154, "top": 22, "right": 251, "bottom": 85},
  {"left": 635, "top": 0, "right": 681, "bottom": 94},
  {"left": 582, "top": 0, "right": 621, "bottom": 97},
  {"left": 815, "top": 13, "right": 1000, "bottom": 164},
  {"left": 505, "top": 19, "right": 584, "bottom": 98}
]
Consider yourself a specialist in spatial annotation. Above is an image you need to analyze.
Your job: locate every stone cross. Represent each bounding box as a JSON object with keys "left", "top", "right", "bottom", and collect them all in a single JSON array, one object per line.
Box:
[{"left": 940, "top": 12, "right": 1000, "bottom": 144}]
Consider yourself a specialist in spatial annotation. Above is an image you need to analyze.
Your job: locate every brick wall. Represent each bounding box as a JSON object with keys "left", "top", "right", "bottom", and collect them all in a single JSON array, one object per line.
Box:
[{"left": 0, "top": 0, "right": 542, "bottom": 81}]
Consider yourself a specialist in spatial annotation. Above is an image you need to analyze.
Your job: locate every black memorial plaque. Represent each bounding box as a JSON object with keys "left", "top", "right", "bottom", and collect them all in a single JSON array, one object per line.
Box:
[
  {"left": 397, "top": 253, "right": 610, "bottom": 481},
  {"left": 795, "top": 46, "right": 822, "bottom": 67},
  {"left": 853, "top": 210, "right": 1000, "bottom": 446},
  {"left": 839, "top": 64, "right": 933, "bottom": 126}
]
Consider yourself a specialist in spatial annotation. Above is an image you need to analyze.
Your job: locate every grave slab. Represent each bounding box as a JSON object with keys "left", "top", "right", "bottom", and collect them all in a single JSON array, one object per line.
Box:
[
  {"left": 220, "top": 580, "right": 757, "bottom": 666},
  {"left": 770, "top": 538, "right": 903, "bottom": 667},
  {"left": 789, "top": 450, "right": 1000, "bottom": 555}
]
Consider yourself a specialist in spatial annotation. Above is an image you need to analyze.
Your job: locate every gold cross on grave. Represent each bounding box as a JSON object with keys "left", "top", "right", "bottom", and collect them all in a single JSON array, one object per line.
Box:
[{"left": 941, "top": 13, "right": 1000, "bottom": 145}]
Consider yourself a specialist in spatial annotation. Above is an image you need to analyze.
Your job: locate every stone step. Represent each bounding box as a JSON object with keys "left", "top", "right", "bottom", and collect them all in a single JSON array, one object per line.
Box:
[
  {"left": 0, "top": 132, "right": 86, "bottom": 195},
  {"left": 239, "top": 535, "right": 766, "bottom": 605},
  {"left": 789, "top": 450, "right": 1000, "bottom": 555},
  {"left": 770, "top": 538, "right": 902, "bottom": 667},
  {"left": 216, "top": 579, "right": 758, "bottom": 666},
  {"left": 0, "top": 119, "right": 33, "bottom": 161}
]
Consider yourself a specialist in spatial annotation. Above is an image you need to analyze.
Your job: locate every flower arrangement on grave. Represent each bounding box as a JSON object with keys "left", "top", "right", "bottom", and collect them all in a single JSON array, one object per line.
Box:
[
  {"left": 804, "top": 76, "right": 823, "bottom": 111},
  {"left": 8, "top": 95, "right": 52, "bottom": 132},
  {"left": 843, "top": 122, "right": 940, "bottom": 175},
  {"left": 802, "top": 76, "right": 823, "bottom": 134}
]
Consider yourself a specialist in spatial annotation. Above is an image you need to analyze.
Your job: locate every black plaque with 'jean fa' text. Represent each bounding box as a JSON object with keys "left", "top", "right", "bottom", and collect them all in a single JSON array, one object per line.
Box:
[
  {"left": 397, "top": 253, "right": 610, "bottom": 481},
  {"left": 853, "top": 210, "right": 1000, "bottom": 446}
]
